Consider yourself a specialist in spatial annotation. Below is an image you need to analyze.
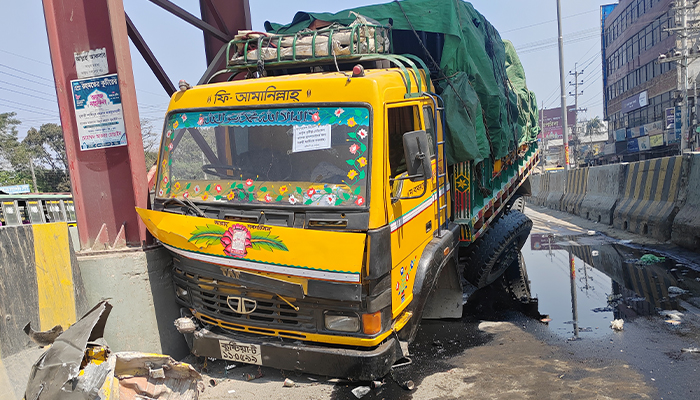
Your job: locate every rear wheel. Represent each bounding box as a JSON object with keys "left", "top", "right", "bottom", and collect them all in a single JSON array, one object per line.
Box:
[
  {"left": 505, "top": 194, "right": 526, "bottom": 213},
  {"left": 461, "top": 210, "right": 532, "bottom": 289},
  {"left": 502, "top": 253, "right": 531, "bottom": 302}
]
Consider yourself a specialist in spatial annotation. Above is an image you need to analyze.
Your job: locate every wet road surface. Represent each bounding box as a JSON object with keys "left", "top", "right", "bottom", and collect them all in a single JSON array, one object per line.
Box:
[{"left": 198, "top": 205, "right": 700, "bottom": 399}]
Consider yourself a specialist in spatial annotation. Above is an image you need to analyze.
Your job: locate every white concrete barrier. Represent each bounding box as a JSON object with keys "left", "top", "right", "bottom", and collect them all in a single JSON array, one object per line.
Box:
[{"left": 578, "top": 163, "right": 627, "bottom": 225}]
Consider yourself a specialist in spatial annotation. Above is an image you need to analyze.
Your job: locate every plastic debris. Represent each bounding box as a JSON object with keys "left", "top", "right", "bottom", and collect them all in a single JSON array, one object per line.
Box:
[
  {"left": 681, "top": 347, "right": 700, "bottom": 353},
  {"left": 637, "top": 254, "right": 666, "bottom": 265},
  {"left": 246, "top": 373, "right": 257, "bottom": 381},
  {"left": 228, "top": 390, "right": 236, "bottom": 394},
  {"left": 225, "top": 363, "right": 236, "bottom": 370},
  {"left": 659, "top": 310, "right": 684, "bottom": 320},
  {"left": 399, "top": 380, "right": 416, "bottom": 390},
  {"left": 587, "top": 230, "right": 596, "bottom": 236},
  {"left": 352, "top": 386, "right": 371, "bottom": 398},
  {"left": 283, "top": 378, "right": 295, "bottom": 387},
  {"left": 610, "top": 319, "right": 624, "bottom": 331},
  {"left": 668, "top": 286, "right": 689, "bottom": 296},
  {"left": 591, "top": 250, "right": 599, "bottom": 256},
  {"left": 370, "top": 380, "right": 384, "bottom": 389}
]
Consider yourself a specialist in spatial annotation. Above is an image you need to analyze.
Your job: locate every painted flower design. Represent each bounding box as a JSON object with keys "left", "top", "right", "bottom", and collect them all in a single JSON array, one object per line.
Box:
[
  {"left": 168, "top": 143, "right": 173, "bottom": 151},
  {"left": 312, "top": 112, "right": 320, "bottom": 122},
  {"left": 326, "top": 194, "right": 336, "bottom": 205},
  {"left": 220, "top": 224, "right": 252, "bottom": 258},
  {"left": 183, "top": 191, "right": 189, "bottom": 198},
  {"left": 349, "top": 143, "right": 359, "bottom": 155},
  {"left": 173, "top": 121, "right": 179, "bottom": 129},
  {"left": 334, "top": 108, "right": 344, "bottom": 117},
  {"left": 306, "top": 188, "right": 316, "bottom": 197},
  {"left": 357, "top": 128, "right": 368, "bottom": 139},
  {"left": 198, "top": 116, "right": 204, "bottom": 125},
  {"left": 201, "top": 193, "right": 209, "bottom": 201},
  {"left": 162, "top": 159, "right": 168, "bottom": 167},
  {"left": 181, "top": 114, "right": 187, "bottom": 122},
  {"left": 173, "top": 182, "right": 181, "bottom": 190},
  {"left": 279, "top": 186, "right": 288, "bottom": 194},
  {"left": 355, "top": 196, "right": 365, "bottom": 206},
  {"left": 347, "top": 169, "right": 358, "bottom": 180},
  {"left": 264, "top": 193, "right": 273, "bottom": 203},
  {"left": 193, "top": 185, "right": 200, "bottom": 194},
  {"left": 357, "top": 157, "right": 367, "bottom": 167},
  {"left": 289, "top": 194, "right": 298, "bottom": 205},
  {"left": 163, "top": 176, "right": 169, "bottom": 183},
  {"left": 227, "top": 191, "right": 236, "bottom": 200},
  {"left": 347, "top": 117, "right": 356, "bottom": 127},
  {"left": 245, "top": 179, "right": 254, "bottom": 186},
  {"left": 158, "top": 189, "right": 164, "bottom": 196},
  {"left": 215, "top": 184, "right": 222, "bottom": 193},
  {"left": 167, "top": 130, "right": 173, "bottom": 138}
]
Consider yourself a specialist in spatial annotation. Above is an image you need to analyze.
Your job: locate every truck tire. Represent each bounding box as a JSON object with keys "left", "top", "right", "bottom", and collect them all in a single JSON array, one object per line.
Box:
[
  {"left": 502, "top": 253, "right": 531, "bottom": 302},
  {"left": 461, "top": 210, "right": 532, "bottom": 289},
  {"left": 505, "top": 194, "right": 526, "bottom": 213}
]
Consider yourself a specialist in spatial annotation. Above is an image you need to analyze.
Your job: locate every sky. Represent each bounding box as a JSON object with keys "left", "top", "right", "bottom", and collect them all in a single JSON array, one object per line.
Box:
[{"left": 0, "top": 0, "right": 610, "bottom": 139}]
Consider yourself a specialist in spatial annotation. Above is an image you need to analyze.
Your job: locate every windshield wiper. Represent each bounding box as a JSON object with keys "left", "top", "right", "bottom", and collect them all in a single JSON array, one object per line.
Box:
[{"left": 163, "top": 198, "right": 206, "bottom": 217}]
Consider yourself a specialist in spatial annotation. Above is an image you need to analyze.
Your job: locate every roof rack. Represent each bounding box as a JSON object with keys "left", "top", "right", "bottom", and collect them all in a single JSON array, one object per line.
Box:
[{"left": 209, "top": 24, "right": 434, "bottom": 99}]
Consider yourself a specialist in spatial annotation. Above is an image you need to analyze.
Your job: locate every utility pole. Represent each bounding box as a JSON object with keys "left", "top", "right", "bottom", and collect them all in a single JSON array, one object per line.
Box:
[
  {"left": 682, "top": 0, "right": 689, "bottom": 153},
  {"left": 557, "top": 0, "right": 570, "bottom": 171},
  {"left": 29, "top": 158, "right": 38, "bottom": 193},
  {"left": 569, "top": 63, "right": 584, "bottom": 167}
]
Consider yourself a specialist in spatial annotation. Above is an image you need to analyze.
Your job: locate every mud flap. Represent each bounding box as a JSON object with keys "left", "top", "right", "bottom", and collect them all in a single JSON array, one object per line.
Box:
[{"left": 421, "top": 259, "right": 463, "bottom": 319}]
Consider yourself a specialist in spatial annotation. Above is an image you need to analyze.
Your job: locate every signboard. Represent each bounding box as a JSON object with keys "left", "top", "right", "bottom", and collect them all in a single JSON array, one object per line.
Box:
[
  {"left": 638, "top": 135, "right": 650, "bottom": 151},
  {"left": 70, "top": 74, "right": 127, "bottom": 151},
  {"left": 530, "top": 233, "right": 561, "bottom": 251},
  {"left": 666, "top": 107, "right": 675, "bottom": 130},
  {"left": 0, "top": 184, "right": 31, "bottom": 195},
  {"left": 650, "top": 134, "right": 664, "bottom": 147},
  {"left": 621, "top": 91, "right": 648, "bottom": 113},
  {"left": 642, "top": 121, "right": 664, "bottom": 136},
  {"left": 74, "top": 48, "right": 108, "bottom": 78},
  {"left": 603, "top": 142, "right": 616, "bottom": 155},
  {"left": 627, "top": 137, "right": 640, "bottom": 153},
  {"left": 538, "top": 106, "right": 577, "bottom": 140},
  {"left": 614, "top": 128, "right": 627, "bottom": 142},
  {"left": 292, "top": 124, "right": 332, "bottom": 152},
  {"left": 630, "top": 126, "right": 642, "bottom": 138},
  {"left": 666, "top": 130, "right": 681, "bottom": 144},
  {"left": 675, "top": 106, "right": 682, "bottom": 140}
]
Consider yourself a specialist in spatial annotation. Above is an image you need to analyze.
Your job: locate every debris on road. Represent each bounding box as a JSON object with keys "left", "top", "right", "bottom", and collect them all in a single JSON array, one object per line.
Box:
[
  {"left": 351, "top": 386, "right": 370, "bottom": 398},
  {"left": 24, "top": 301, "right": 202, "bottom": 400},
  {"left": 283, "top": 378, "right": 295, "bottom": 387},
  {"left": 667, "top": 286, "right": 689, "bottom": 296},
  {"left": 681, "top": 347, "right": 700, "bottom": 353},
  {"left": 23, "top": 321, "right": 63, "bottom": 347},
  {"left": 611, "top": 319, "right": 624, "bottom": 331},
  {"left": 637, "top": 254, "right": 666, "bottom": 265}
]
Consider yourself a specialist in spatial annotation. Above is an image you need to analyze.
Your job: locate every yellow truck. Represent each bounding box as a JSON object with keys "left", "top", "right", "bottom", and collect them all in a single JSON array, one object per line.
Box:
[{"left": 138, "top": 1, "right": 540, "bottom": 380}]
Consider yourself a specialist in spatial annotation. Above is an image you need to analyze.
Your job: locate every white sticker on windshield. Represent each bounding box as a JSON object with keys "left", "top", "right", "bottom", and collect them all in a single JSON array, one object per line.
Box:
[{"left": 293, "top": 124, "right": 331, "bottom": 153}]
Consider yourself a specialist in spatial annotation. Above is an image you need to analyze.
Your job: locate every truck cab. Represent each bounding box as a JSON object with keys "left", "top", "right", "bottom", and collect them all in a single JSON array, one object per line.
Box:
[{"left": 138, "top": 62, "right": 458, "bottom": 380}]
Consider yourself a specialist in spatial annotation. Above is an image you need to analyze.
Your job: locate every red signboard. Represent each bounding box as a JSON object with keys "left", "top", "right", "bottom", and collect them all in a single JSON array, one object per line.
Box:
[{"left": 539, "top": 106, "right": 577, "bottom": 140}]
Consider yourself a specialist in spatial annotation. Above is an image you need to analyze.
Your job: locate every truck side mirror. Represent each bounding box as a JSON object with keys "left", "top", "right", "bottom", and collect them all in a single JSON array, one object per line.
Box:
[{"left": 402, "top": 130, "right": 433, "bottom": 183}]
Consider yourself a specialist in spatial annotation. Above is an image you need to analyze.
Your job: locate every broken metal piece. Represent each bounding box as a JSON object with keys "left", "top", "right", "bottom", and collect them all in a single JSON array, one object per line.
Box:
[
  {"left": 174, "top": 317, "right": 197, "bottom": 333},
  {"left": 23, "top": 322, "right": 63, "bottom": 347}
]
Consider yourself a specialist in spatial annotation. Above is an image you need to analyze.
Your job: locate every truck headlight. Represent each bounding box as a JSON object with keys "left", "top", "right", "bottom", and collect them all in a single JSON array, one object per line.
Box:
[{"left": 324, "top": 313, "right": 360, "bottom": 332}]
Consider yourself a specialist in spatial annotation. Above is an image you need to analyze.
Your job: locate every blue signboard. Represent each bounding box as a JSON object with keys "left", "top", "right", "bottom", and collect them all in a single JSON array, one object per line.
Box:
[
  {"left": 666, "top": 107, "right": 675, "bottom": 130},
  {"left": 621, "top": 91, "right": 648, "bottom": 113},
  {"left": 0, "top": 184, "right": 31, "bottom": 195},
  {"left": 70, "top": 73, "right": 127, "bottom": 151},
  {"left": 627, "top": 137, "right": 640, "bottom": 153},
  {"left": 614, "top": 128, "right": 627, "bottom": 142}
]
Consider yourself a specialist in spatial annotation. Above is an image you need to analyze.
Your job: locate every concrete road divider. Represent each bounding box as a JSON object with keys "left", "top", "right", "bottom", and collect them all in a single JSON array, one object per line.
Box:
[
  {"left": 545, "top": 170, "right": 565, "bottom": 210},
  {"left": 561, "top": 168, "right": 588, "bottom": 215},
  {"left": 613, "top": 155, "right": 685, "bottom": 241},
  {"left": 529, "top": 173, "right": 541, "bottom": 203},
  {"left": 672, "top": 152, "right": 700, "bottom": 250},
  {"left": 579, "top": 163, "right": 628, "bottom": 224},
  {"left": 0, "top": 223, "right": 88, "bottom": 399},
  {"left": 534, "top": 172, "right": 549, "bottom": 206}
]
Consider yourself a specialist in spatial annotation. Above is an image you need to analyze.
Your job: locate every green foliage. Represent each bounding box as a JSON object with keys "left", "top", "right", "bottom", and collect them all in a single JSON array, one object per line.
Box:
[
  {"left": 249, "top": 232, "right": 288, "bottom": 252},
  {"left": 188, "top": 224, "right": 227, "bottom": 246}
]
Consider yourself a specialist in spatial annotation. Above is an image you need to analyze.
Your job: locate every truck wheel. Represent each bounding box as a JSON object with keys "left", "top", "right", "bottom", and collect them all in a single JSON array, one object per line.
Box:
[
  {"left": 505, "top": 194, "right": 526, "bottom": 213},
  {"left": 461, "top": 210, "right": 532, "bottom": 289},
  {"left": 502, "top": 252, "right": 531, "bottom": 302}
]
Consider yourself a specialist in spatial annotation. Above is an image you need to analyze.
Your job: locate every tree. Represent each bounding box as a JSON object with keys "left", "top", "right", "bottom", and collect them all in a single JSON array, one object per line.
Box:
[
  {"left": 141, "top": 119, "right": 160, "bottom": 168},
  {"left": 24, "top": 123, "right": 68, "bottom": 171},
  {"left": 0, "top": 112, "right": 30, "bottom": 170}
]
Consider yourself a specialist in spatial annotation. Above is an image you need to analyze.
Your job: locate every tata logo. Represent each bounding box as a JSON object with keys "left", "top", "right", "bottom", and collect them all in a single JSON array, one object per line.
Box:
[{"left": 226, "top": 296, "right": 257, "bottom": 315}]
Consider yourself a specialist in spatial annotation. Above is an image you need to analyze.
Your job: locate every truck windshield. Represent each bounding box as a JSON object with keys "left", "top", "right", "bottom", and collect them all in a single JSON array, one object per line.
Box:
[{"left": 156, "top": 106, "right": 370, "bottom": 208}]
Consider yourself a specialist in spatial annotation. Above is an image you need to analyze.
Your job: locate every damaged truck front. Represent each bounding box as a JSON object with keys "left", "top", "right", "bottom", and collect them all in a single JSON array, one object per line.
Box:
[{"left": 138, "top": 0, "right": 540, "bottom": 381}]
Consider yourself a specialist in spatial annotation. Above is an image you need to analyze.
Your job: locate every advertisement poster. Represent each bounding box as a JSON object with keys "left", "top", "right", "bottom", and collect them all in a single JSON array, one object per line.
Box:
[
  {"left": 627, "top": 137, "right": 639, "bottom": 153},
  {"left": 650, "top": 134, "right": 664, "bottom": 147},
  {"left": 538, "top": 106, "right": 576, "bottom": 140},
  {"left": 638, "top": 135, "right": 650, "bottom": 151},
  {"left": 665, "top": 107, "right": 675, "bottom": 130},
  {"left": 70, "top": 74, "right": 127, "bottom": 151},
  {"left": 74, "top": 48, "right": 108, "bottom": 78}
]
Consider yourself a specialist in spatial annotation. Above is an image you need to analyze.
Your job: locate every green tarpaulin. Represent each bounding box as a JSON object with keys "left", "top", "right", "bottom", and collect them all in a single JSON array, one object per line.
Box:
[{"left": 266, "top": 0, "right": 539, "bottom": 165}]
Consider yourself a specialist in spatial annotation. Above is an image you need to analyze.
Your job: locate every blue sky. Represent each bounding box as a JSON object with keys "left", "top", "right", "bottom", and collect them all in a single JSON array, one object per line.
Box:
[{"left": 0, "top": 0, "right": 609, "bottom": 138}]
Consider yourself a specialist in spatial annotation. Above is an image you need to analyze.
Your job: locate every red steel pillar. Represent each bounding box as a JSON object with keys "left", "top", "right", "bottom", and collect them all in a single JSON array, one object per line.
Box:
[{"left": 42, "top": 0, "right": 149, "bottom": 249}]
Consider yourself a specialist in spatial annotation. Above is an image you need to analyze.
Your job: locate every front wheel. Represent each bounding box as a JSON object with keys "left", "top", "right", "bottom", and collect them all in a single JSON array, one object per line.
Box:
[{"left": 461, "top": 210, "right": 533, "bottom": 289}]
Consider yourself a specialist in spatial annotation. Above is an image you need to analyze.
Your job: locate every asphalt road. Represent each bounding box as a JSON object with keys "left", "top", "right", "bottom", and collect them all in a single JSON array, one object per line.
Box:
[{"left": 196, "top": 205, "right": 700, "bottom": 399}]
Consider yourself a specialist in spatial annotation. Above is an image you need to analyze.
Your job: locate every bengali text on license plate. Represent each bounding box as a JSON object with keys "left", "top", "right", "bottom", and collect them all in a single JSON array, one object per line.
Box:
[{"left": 219, "top": 340, "right": 262, "bottom": 365}]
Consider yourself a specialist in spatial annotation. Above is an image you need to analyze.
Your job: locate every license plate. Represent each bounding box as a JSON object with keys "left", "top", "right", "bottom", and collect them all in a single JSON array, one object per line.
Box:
[{"left": 219, "top": 340, "right": 262, "bottom": 365}]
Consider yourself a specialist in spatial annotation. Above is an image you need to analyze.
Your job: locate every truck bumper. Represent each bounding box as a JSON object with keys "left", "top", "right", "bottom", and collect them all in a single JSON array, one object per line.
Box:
[{"left": 190, "top": 327, "right": 402, "bottom": 381}]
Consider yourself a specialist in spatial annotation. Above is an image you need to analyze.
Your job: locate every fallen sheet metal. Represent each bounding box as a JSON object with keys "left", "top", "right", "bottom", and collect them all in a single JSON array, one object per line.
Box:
[{"left": 24, "top": 301, "right": 202, "bottom": 400}]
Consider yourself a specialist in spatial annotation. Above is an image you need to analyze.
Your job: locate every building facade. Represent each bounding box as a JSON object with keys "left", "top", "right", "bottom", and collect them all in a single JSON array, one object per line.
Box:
[{"left": 601, "top": 0, "right": 687, "bottom": 161}]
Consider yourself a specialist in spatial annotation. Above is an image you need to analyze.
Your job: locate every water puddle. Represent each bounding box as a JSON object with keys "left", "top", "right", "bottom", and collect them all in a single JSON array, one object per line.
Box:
[{"left": 522, "top": 232, "right": 700, "bottom": 339}]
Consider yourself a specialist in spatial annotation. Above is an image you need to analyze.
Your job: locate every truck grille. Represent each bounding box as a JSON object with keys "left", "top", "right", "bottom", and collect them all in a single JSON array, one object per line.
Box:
[{"left": 173, "top": 267, "right": 317, "bottom": 332}]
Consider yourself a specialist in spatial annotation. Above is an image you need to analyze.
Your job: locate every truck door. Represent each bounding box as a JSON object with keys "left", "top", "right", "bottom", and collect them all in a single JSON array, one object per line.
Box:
[{"left": 386, "top": 103, "right": 437, "bottom": 317}]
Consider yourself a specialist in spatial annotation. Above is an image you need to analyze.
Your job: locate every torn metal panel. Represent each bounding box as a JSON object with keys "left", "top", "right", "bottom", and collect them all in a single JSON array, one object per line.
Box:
[{"left": 24, "top": 300, "right": 112, "bottom": 400}]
